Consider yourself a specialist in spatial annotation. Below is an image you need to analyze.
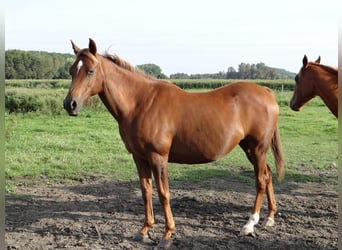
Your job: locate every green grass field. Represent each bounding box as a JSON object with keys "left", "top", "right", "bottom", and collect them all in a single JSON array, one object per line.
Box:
[{"left": 5, "top": 85, "right": 338, "bottom": 192}]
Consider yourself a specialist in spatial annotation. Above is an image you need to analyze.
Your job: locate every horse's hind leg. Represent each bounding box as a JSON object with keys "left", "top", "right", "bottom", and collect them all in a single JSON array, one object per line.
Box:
[
  {"left": 239, "top": 139, "right": 277, "bottom": 236},
  {"left": 264, "top": 164, "right": 276, "bottom": 227}
]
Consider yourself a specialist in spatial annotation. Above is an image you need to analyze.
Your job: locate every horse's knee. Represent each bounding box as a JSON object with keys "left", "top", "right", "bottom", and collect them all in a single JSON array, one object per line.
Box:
[
  {"left": 256, "top": 166, "right": 272, "bottom": 190},
  {"left": 155, "top": 192, "right": 166, "bottom": 205},
  {"left": 256, "top": 177, "right": 267, "bottom": 192},
  {"left": 266, "top": 164, "right": 272, "bottom": 182}
]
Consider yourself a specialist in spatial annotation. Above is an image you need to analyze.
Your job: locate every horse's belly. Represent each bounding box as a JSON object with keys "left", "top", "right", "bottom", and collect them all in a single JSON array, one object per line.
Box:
[
  {"left": 168, "top": 137, "right": 238, "bottom": 164},
  {"left": 168, "top": 151, "right": 214, "bottom": 164}
]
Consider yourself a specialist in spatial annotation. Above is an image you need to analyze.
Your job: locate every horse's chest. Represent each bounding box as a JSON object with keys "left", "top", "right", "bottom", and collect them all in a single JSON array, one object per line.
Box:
[
  {"left": 118, "top": 127, "right": 139, "bottom": 154},
  {"left": 118, "top": 124, "right": 153, "bottom": 157},
  {"left": 118, "top": 120, "right": 173, "bottom": 159}
]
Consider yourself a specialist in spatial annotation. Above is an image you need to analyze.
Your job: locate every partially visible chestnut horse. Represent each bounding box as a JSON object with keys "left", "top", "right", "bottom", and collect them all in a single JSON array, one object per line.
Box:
[
  {"left": 290, "top": 55, "right": 338, "bottom": 118},
  {"left": 64, "top": 39, "right": 284, "bottom": 248}
]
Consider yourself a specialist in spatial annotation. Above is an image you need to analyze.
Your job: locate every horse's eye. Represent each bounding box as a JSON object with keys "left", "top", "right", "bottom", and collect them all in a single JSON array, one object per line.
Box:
[
  {"left": 87, "top": 69, "right": 95, "bottom": 75},
  {"left": 295, "top": 75, "right": 299, "bottom": 83}
]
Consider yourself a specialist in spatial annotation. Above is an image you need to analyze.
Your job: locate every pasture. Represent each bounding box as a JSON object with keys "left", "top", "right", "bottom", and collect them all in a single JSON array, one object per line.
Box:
[{"left": 5, "top": 80, "right": 338, "bottom": 249}]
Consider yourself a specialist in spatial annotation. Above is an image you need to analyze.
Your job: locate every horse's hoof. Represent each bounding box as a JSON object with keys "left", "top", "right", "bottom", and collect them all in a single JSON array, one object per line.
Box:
[
  {"left": 264, "top": 217, "right": 275, "bottom": 227},
  {"left": 157, "top": 238, "right": 172, "bottom": 249},
  {"left": 240, "top": 225, "right": 253, "bottom": 236},
  {"left": 132, "top": 232, "right": 148, "bottom": 242},
  {"left": 247, "top": 231, "right": 257, "bottom": 238}
]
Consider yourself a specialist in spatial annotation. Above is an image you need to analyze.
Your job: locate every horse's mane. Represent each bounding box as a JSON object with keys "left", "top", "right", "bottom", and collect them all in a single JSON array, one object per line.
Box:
[
  {"left": 310, "top": 62, "right": 338, "bottom": 76},
  {"left": 103, "top": 52, "right": 153, "bottom": 79}
]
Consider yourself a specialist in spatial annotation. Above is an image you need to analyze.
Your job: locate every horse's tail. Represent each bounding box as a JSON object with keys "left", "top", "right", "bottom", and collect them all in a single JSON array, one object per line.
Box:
[{"left": 271, "top": 126, "right": 285, "bottom": 182}]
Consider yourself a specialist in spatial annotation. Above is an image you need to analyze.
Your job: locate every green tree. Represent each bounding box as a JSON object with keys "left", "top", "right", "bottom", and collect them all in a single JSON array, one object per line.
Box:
[
  {"left": 5, "top": 50, "right": 74, "bottom": 79},
  {"left": 226, "top": 66, "right": 237, "bottom": 79},
  {"left": 238, "top": 63, "right": 251, "bottom": 79},
  {"left": 136, "top": 63, "right": 167, "bottom": 78},
  {"left": 170, "top": 73, "right": 190, "bottom": 79},
  {"left": 54, "top": 57, "right": 73, "bottom": 79}
]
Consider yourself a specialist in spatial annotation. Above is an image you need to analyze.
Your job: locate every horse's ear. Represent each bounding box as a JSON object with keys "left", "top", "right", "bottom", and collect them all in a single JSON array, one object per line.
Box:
[
  {"left": 89, "top": 38, "right": 97, "bottom": 55},
  {"left": 315, "top": 56, "right": 321, "bottom": 64},
  {"left": 71, "top": 40, "right": 80, "bottom": 55},
  {"left": 302, "top": 55, "right": 308, "bottom": 67}
]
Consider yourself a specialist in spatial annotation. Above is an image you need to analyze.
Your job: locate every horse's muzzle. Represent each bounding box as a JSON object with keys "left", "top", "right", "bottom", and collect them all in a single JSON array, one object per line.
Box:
[
  {"left": 63, "top": 97, "right": 82, "bottom": 116},
  {"left": 289, "top": 99, "right": 300, "bottom": 111}
]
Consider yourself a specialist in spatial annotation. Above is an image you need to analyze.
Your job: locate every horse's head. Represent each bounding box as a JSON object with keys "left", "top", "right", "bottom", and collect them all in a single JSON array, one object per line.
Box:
[
  {"left": 63, "top": 38, "right": 103, "bottom": 116},
  {"left": 290, "top": 55, "right": 321, "bottom": 111}
]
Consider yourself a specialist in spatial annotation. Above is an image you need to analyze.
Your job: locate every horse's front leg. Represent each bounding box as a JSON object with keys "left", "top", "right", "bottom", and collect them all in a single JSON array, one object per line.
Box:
[
  {"left": 150, "top": 152, "right": 175, "bottom": 249},
  {"left": 132, "top": 155, "right": 154, "bottom": 242}
]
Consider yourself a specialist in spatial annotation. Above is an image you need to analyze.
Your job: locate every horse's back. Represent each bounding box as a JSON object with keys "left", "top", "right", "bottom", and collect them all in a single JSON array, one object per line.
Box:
[
  {"left": 214, "top": 81, "right": 279, "bottom": 138},
  {"left": 209, "top": 82, "right": 279, "bottom": 121},
  {"left": 167, "top": 82, "right": 279, "bottom": 163}
]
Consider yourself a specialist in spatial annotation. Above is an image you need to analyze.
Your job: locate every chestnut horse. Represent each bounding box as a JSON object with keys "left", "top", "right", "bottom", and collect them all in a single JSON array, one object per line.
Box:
[
  {"left": 290, "top": 55, "right": 338, "bottom": 118},
  {"left": 64, "top": 39, "right": 284, "bottom": 248}
]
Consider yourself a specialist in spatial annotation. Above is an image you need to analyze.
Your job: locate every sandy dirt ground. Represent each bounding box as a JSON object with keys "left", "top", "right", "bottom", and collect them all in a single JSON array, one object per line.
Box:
[{"left": 6, "top": 175, "right": 337, "bottom": 249}]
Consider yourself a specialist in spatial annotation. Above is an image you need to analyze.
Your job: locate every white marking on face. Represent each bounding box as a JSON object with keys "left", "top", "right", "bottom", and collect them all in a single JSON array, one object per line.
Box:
[{"left": 76, "top": 60, "right": 83, "bottom": 76}]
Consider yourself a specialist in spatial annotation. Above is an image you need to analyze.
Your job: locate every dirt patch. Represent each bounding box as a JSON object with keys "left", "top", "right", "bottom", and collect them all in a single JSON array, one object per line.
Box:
[{"left": 6, "top": 176, "right": 337, "bottom": 249}]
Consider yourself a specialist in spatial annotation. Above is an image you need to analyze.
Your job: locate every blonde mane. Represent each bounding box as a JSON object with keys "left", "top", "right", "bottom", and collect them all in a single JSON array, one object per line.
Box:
[{"left": 103, "top": 52, "right": 153, "bottom": 79}]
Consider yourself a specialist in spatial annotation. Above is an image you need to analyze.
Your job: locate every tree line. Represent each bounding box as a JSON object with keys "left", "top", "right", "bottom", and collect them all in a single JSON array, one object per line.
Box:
[
  {"left": 170, "top": 62, "right": 295, "bottom": 80},
  {"left": 5, "top": 50, "right": 295, "bottom": 80},
  {"left": 5, "top": 50, "right": 74, "bottom": 79}
]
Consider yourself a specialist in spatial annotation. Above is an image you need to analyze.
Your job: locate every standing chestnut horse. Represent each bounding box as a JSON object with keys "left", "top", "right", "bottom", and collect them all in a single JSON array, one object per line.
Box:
[
  {"left": 290, "top": 55, "right": 338, "bottom": 118},
  {"left": 64, "top": 39, "right": 284, "bottom": 248}
]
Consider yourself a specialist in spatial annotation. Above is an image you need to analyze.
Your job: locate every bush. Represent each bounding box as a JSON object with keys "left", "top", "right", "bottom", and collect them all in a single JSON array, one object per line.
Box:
[
  {"left": 6, "top": 91, "right": 40, "bottom": 113},
  {"left": 5, "top": 88, "right": 66, "bottom": 114},
  {"left": 5, "top": 88, "right": 105, "bottom": 114},
  {"left": 5, "top": 79, "right": 71, "bottom": 89}
]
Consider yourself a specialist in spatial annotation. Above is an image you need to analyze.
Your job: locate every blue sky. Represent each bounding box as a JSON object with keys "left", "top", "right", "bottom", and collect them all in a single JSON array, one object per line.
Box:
[{"left": 5, "top": 0, "right": 338, "bottom": 76}]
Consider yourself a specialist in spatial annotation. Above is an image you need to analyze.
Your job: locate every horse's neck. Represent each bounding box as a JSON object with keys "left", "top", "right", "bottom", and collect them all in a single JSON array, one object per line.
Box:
[
  {"left": 315, "top": 69, "right": 338, "bottom": 116},
  {"left": 99, "top": 63, "right": 150, "bottom": 122}
]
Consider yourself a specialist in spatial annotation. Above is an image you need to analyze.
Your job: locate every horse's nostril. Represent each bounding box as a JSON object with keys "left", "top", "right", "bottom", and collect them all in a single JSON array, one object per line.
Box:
[
  {"left": 71, "top": 100, "right": 77, "bottom": 110},
  {"left": 63, "top": 98, "right": 79, "bottom": 114}
]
